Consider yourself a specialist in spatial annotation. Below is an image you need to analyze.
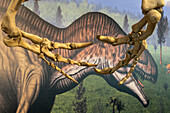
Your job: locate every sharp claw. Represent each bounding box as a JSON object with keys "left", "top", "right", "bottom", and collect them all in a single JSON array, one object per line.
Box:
[
  {"left": 64, "top": 73, "right": 78, "bottom": 84},
  {"left": 118, "top": 77, "right": 127, "bottom": 85},
  {"left": 96, "top": 35, "right": 116, "bottom": 44},
  {"left": 94, "top": 68, "right": 108, "bottom": 74},
  {"left": 94, "top": 68, "right": 102, "bottom": 74},
  {"left": 94, "top": 67, "right": 114, "bottom": 74},
  {"left": 71, "top": 42, "right": 93, "bottom": 49}
]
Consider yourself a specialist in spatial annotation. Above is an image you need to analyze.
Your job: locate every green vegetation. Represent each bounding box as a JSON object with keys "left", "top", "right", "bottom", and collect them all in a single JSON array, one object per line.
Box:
[{"left": 24, "top": 1, "right": 170, "bottom": 112}]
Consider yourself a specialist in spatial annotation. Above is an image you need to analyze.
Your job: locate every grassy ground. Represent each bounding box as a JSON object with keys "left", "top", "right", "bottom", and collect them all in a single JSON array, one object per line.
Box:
[{"left": 51, "top": 45, "right": 170, "bottom": 113}]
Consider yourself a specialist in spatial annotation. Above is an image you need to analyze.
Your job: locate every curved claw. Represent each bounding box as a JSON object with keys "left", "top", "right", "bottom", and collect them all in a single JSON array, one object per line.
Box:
[
  {"left": 96, "top": 35, "right": 116, "bottom": 44},
  {"left": 94, "top": 67, "right": 114, "bottom": 74},
  {"left": 70, "top": 42, "right": 93, "bottom": 50},
  {"left": 53, "top": 64, "right": 78, "bottom": 83},
  {"left": 118, "top": 78, "right": 127, "bottom": 85},
  {"left": 79, "top": 62, "right": 97, "bottom": 67},
  {"left": 64, "top": 73, "right": 78, "bottom": 83}
]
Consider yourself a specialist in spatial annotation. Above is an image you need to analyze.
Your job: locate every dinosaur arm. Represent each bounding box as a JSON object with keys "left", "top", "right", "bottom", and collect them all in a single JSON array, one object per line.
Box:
[{"left": 1, "top": 0, "right": 97, "bottom": 84}]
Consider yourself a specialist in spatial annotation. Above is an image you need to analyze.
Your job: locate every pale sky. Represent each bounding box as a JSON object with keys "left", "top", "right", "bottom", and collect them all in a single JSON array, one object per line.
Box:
[{"left": 88, "top": 0, "right": 170, "bottom": 19}]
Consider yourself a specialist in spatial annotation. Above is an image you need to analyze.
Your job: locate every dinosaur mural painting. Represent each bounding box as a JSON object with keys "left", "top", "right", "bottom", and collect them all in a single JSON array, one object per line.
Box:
[{"left": 0, "top": 0, "right": 158, "bottom": 112}]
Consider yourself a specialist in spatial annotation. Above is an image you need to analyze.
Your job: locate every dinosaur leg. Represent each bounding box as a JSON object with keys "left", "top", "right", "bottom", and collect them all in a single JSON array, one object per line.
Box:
[
  {"left": 138, "top": 9, "right": 161, "bottom": 40},
  {"left": 1, "top": 0, "right": 97, "bottom": 84},
  {"left": 1, "top": 0, "right": 25, "bottom": 37},
  {"left": 118, "top": 40, "right": 147, "bottom": 85},
  {"left": 132, "top": 16, "right": 147, "bottom": 33},
  {"left": 16, "top": 75, "right": 40, "bottom": 113},
  {"left": 96, "top": 35, "right": 130, "bottom": 46}
]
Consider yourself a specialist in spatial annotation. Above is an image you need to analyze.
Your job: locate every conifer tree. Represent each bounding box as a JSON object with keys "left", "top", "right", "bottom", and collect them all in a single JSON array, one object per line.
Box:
[
  {"left": 157, "top": 12, "right": 168, "bottom": 64},
  {"left": 73, "top": 81, "right": 87, "bottom": 113},
  {"left": 33, "top": 0, "right": 40, "bottom": 15},
  {"left": 56, "top": 6, "right": 63, "bottom": 27},
  {"left": 123, "top": 15, "right": 129, "bottom": 33}
]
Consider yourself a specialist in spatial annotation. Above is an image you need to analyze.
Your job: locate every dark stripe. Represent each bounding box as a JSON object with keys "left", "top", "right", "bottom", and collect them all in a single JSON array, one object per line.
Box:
[
  {"left": 45, "top": 25, "right": 50, "bottom": 37},
  {"left": 38, "top": 20, "right": 44, "bottom": 36},
  {"left": 3, "top": 0, "right": 7, "bottom": 8},
  {"left": 51, "top": 27, "right": 55, "bottom": 41},
  {"left": 34, "top": 19, "right": 41, "bottom": 35}
]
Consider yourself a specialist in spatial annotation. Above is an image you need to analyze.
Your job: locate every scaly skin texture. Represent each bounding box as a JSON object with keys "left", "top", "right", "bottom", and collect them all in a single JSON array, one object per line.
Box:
[
  {"left": 1, "top": 0, "right": 97, "bottom": 84},
  {"left": 94, "top": 0, "right": 164, "bottom": 85}
]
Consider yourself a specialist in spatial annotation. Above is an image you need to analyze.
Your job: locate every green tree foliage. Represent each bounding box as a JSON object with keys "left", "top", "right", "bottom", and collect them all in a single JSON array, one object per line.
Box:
[
  {"left": 158, "top": 99, "right": 164, "bottom": 113},
  {"left": 123, "top": 15, "right": 129, "bottom": 33},
  {"left": 97, "top": 99, "right": 103, "bottom": 113},
  {"left": 56, "top": 6, "right": 63, "bottom": 27},
  {"left": 33, "top": 0, "right": 40, "bottom": 15},
  {"left": 73, "top": 81, "right": 87, "bottom": 113},
  {"left": 163, "top": 83, "right": 168, "bottom": 91},
  {"left": 157, "top": 12, "right": 169, "bottom": 64},
  {"left": 117, "top": 100, "right": 125, "bottom": 113}
]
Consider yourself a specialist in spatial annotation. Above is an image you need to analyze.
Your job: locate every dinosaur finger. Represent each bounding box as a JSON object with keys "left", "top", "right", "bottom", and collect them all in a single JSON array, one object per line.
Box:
[
  {"left": 53, "top": 42, "right": 93, "bottom": 50},
  {"left": 54, "top": 65, "right": 78, "bottom": 84},
  {"left": 96, "top": 35, "right": 116, "bottom": 44},
  {"left": 39, "top": 53, "right": 78, "bottom": 83},
  {"left": 69, "top": 42, "right": 93, "bottom": 49},
  {"left": 79, "top": 61, "right": 97, "bottom": 67},
  {"left": 55, "top": 53, "right": 97, "bottom": 66},
  {"left": 118, "top": 42, "right": 146, "bottom": 85},
  {"left": 20, "top": 30, "right": 43, "bottom": 44}
]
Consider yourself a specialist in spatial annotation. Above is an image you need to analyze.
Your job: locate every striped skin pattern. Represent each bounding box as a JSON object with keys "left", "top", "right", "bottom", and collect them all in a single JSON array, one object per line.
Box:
[{"left": 0, "top": 0, "right": 157, "bottom": 112}]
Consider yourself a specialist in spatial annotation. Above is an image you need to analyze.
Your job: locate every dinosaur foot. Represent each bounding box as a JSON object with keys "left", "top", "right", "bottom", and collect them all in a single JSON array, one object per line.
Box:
[{"left": 69, "top": 42, "right": 93, "bottom": 50}]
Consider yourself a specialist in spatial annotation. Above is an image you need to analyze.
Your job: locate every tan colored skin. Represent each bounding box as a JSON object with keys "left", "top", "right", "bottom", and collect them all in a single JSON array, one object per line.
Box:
[
  {"left": 1, "top": 0, "right": 97, "bottom": 84},
  {"left": 95, "top": 0, "right": 164, "bottom": 85}
]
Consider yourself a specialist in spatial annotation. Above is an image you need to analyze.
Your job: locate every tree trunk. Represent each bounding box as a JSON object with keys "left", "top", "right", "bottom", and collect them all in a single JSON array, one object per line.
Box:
[
  {"left": 112, "top": 105, "right": 115, "bottom": 113},
  {"left": 160, "top": 43, "right": 162, "bottom": 64}
]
